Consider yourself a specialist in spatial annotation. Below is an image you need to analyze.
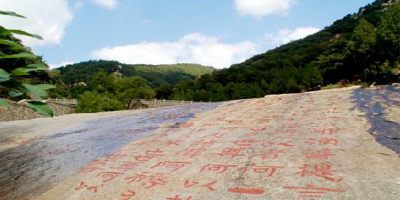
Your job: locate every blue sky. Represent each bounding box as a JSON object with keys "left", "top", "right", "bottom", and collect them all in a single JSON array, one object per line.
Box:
[{"left": 0, "top": 0, "right": 375, "bottom": 68}]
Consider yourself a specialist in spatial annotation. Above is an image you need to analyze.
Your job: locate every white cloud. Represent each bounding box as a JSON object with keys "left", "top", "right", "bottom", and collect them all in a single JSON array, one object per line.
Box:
[
  {"left": 91, "top": 0, "right": 118, "bottom": 9},
  {"left": 0, "top": 0, "right": 73, "bottom": 47},
  {"left": 265, "top": 27, "right": 321, "bottom": 45},
  {"left": 49, "top": 61, "right": 74, "bottom": 69},
  {"left": 74, "top": 1, "right": 84, "bottom": 10},
  {"left": 91, "top": 33, "right": 259, "bottom": 69},
  {"left": 234, "top": 0, "right": 296, "bottom": 18}
]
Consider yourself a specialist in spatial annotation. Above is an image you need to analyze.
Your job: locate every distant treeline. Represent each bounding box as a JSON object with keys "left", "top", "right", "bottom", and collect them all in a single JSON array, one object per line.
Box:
[
  {"left": 58, "top": 61, "right": 214, "bottom": 88},
  {"left": 48, "top": 61, "right": 215, "bottom": 112}
]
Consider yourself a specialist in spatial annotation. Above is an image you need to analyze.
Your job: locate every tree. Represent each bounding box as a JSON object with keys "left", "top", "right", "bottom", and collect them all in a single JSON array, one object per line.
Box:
[
  {"left": 369, "top": 4, "right": 400, "bottom": 82},
  {"left": 76, "top": 72, "right": 156, "bottom": 113},
  {"left": 155, "top": 84, "right": 173, "bottom": 100},
  {"left": 377, "top": 4, "right": 400, "bottom": 65},
  {"left": 76, "top": 91, "right": 124, "bottom": 113},
  {"left": 47, "top": 70, "right": 69, "bottom": 98},
  {"left": 88, "top": 70, "right": 117, "bottom": 94},
  {"left": 347, "top": 19, "right": 377, "bottom": 77},
  {"left": 316, "top": 38, "right": 348, "bottom": 84},
  {"left": 0, "top": 11, "right": 55, "bottom": 116},
  {"left": 115, "top": 76, "right": 155, "bottom": 104},
  {"left": 301, "top": 64, "right": 323, "bottom": 90}
]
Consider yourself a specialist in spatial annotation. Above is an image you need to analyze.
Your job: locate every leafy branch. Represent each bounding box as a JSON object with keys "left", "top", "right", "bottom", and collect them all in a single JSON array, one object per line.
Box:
[{"left": 0, "top": 11, "right": 55, "bottom": 117}]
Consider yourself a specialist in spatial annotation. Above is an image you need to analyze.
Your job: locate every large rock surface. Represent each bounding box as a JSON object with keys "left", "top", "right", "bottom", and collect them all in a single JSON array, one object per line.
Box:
[{"left": 0, "top": 86, "right": 399, "bottom": 200}]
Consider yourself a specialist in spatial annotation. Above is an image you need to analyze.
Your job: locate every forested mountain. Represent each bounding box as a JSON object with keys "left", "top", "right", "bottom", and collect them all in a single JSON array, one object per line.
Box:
[
  {"left": 57, "top": 61, "right": 215, "bottom": 87},
  {"left": 171, "top": 0, "right": 400, "bottom": 102}
]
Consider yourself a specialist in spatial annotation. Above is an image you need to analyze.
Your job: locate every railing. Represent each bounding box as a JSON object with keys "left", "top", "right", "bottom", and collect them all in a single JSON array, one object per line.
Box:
[
  {"left": 140, "top": 99, "right": 194, "bottom": 107},
  {"left": 128, "top": 99, "right": 201, "bottom": 110},
  {"left": 47, "top": 98, "right": 78, "bottom": 105},
  {"left": 46, "top": 98, "right": 202, "bottom": 109}
]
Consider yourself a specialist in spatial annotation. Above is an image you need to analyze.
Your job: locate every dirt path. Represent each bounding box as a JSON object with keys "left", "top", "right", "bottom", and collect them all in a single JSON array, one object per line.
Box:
[{"left": 0, "top": 86, "right": 399, "bottom": 200}]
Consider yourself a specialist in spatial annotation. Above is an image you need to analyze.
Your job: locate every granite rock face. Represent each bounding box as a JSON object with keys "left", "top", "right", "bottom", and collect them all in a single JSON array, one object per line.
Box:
[{"left": 0, "top": 86, "right": 399, "bottom": 200}]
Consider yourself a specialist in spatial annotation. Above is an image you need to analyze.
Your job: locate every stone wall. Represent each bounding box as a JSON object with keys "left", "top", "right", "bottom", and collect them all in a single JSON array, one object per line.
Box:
[
  {"left": 0, "top": 100, "right": 76, "bottom": 122},
  {"left": 128, "top": 99, "right": 197, "bottom": 110}
]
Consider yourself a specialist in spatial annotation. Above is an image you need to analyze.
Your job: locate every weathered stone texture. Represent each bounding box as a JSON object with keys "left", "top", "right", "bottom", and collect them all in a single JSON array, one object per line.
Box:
[{"left": 0, "top": 100, "right": 75, "bottom": 122}]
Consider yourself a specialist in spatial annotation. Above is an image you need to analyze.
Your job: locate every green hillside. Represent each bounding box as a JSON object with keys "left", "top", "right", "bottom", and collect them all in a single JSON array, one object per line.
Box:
[
  {"left": 170, "top": 0, "right": 400, "bottom": 102},
  {"left": 57, "top": 61, "right": 215, "bottom": 87},
  {"left": 134, "top": 64, "right": 215, "bottom": 78}
]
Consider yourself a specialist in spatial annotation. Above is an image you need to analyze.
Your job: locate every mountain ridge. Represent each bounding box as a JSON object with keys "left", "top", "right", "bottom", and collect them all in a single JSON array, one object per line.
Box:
[{"left": 56, "top": 60, "right": 215, "bottom": 87}]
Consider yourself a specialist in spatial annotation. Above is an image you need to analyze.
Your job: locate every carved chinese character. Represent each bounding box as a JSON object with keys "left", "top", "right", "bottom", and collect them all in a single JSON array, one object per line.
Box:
[
  {"left": 310, "top": 128, "right": 339, "bottom": 136},
  {"left": 304, "top": 149, "right": 335, "bottom": 159},
  {"left": 296, "top": 164, "right": 343, "bottom": 182},
  {"left": 283, "top": 183, "right": 345, "bottom": 198},
  {"left": 231, "top": 139, "right": 260, "bottom": 147},
  {"left": 216, "top": 148, "right": 246, "bottom": 158},
  {"left": 306, "top": 138, "right": 339, "bottom": 146},
  {"left": 238, "top": 164, "right": 283, "bottom": 177},
  {"left": 177, "top": 148, "right": 206, "bottom": 158},
  {"left": 184, "top": 180, "right": 217, "bottom": 191},
  {"left": 251, "top": 149, "right": 286, "bottom": 159},
  {"left": 117, "top": 189, "right": 136, "bottom": 200},
  {"left": 74, "top": 181, "right": 103, "bottom": 193},
  {"left": 133, "top": 149, "right": 164, "bottom": 162},
  {"left": 125, "top": 172, "right": 168, "bottom": 189},
  {"left": 190, "top": 139, "right": 218, "bottom": 147},
  {"left": 97, "top": 172, "right": 124, "bottom": 182},
  {"left": 111, "top": 162, "right": 142, "bottom": 172},
  {"left": 200, "top": 164, "right": 237, "bottom": 174},
  {"left": 151, "top": 161, "right": 192, "bottom": 172}
]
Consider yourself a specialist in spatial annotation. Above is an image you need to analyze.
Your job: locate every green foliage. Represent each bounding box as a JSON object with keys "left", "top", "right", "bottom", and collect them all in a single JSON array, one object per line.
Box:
[
  {"left": 377, "top": 4, "right": 400, "bottom": 64},
  {"left": 300, "top": 64, "right": 324, "bottom": 90},
  {"left": 115, "top": 76, "right": 155, "bottom": 104},
  {"left": 317, "top": 19, "right": 378, "bottom": 83},
  {"left": 27, "top": 101, "right": 54, "bottom": 117},
  {"left": 0, "top": 11, "right": 26, "bottom": 18},
  {"left": 0, "top": 11, "right": 54, "bottom": 117},
  {"left": 230, "top": 82, "right": 265, "bottom": 100},
  {"left": 317, "top": 4, "right": 399, "bottom": 84},
  {"left": 21, "top": 83, "right": 56, "bottom": 97},
  {"left": 353, "top": 19, "right": 377, "bottom": 55},
  {"left": 4, "top": 1, "right": 399, "bottom": 112},
  {"left": 134, "top": 64, "right": 214, "bottom": 79},
  {"left": 58, "top": 61, "right": 119, "bottom": 85},
  {"left": 76, "top": 91, "right": 124, "bottom": 113},
  {"left": 75, "top": 71, "right": 155, "bottom": 113},
  {"left": 88, "top": 70, "right": 117, "bottom": 94},
  {"left": 348, "top": 19, "right": 377, "bottom": 77},
  {"left": 155, "top": 84, "right": 173, "bottom": 100},
  {"left": 7, "top": 29, "right": 43, "bottom": 40},
  {"left": 46, "top": 70, "right": 70, "bottom": 98},
  {"left": 57, "top": 60, "right": 214, "bottom": 88},
  {"left": 364, "top": 60, "right": 397, "bottom": 82},
  {"left": 56, "top": 61, "right": 214, "bottom": 112},
  {"left": 0, "top": 52, "right": 37, "bottom": 59},
  {"left": 166, "top": 1, "right": 400, "bottom": 102}
]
